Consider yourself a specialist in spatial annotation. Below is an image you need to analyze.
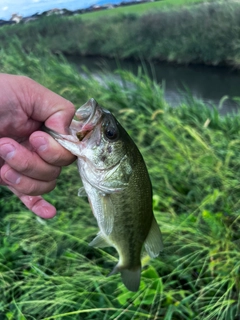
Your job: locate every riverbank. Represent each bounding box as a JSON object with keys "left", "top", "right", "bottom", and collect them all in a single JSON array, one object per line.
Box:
[
  {"left": 67, "top": 54, "right": 240, "bottom": 114},
  {"left": 1, "top": 44, "right": 240, "bottom": 319},
  {"left": 0, "top": 1, "right": 240, "bottom": 67}
]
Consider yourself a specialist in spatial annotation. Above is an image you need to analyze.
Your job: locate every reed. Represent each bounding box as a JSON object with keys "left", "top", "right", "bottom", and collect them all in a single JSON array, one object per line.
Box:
[
  {"left": 0, "top": 1, "right": 239, "bottom": 66},
  {"left": 1, "top": 45, "right": 240, "bottom": 319}
]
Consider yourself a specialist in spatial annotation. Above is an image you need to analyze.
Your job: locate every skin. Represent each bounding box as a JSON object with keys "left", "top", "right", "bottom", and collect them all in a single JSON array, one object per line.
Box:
[{"left": 0, "top": 73, "right": 76, "bottom": 218}]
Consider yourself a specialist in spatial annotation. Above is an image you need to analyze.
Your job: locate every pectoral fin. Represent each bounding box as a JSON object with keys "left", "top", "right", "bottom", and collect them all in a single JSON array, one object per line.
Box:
[
  {"left": 88, "top": 193, "right": 115, "bottom": 236},
  {"left": 144, "top": 216, "right": 163, "bottom": 258},
  {"left": 89, "top": 232, "right": 110, "bottom": 248},
  {"left": 97, "top": 195, "right": 114, "bottom": 235},
  {"left": 78, "top": 187, "right": 87, "bottom": 197}
]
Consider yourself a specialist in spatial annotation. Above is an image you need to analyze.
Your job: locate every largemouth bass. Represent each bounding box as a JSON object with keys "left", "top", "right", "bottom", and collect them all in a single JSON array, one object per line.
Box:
[{"left": 45, "top": 98, "right": 163, "bottom": 291}]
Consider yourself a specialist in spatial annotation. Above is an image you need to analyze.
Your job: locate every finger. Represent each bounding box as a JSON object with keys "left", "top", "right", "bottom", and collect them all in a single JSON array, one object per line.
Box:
[
  {"left": 30, "top": 131, "right": 76, "bottom": 166},
  {"left": 8, "top": 186, "right": 56, "bottom": 219},
  {"left": 0, "top": 157, "right": 4, "bottom": 168},
  {"left": 23, "top": 76, "right": 76, "bottom": 133},
  {"left": 0, "top": 138, "right": 61, "bottom": 181},
  {"left": 1, "top": 165, "right": 57, "bottom": 196},
  {"left": 0, "top": 75, "right": 76, "bottom": 135}
]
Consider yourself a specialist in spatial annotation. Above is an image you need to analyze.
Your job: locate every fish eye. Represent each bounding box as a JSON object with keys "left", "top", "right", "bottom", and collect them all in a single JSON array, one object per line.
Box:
[{"left": 104, "top": 126, "right": 119, "bottom": 140}]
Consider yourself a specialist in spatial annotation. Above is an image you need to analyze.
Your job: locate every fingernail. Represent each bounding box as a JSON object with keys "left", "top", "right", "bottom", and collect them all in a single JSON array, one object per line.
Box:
[
  {"left": 4, "top": 169, "right": 21, "bottom": 185},
  {"left": 32, "top": 136, "right": 47, "bottom": 152},
  {"left": 0, "top": 144, "right": 16, "bottom": 160}
]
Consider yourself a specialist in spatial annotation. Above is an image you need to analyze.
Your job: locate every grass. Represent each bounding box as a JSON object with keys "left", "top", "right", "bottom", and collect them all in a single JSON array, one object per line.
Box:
[
  {"left": 1, "top": 44, "right": 240, "bottom": 319},
  {"left": 0, "top": 1, "right": 240, "bottom": 66},
  {"left": 80, "top": 0, "right": 212, "bottom": 20}
]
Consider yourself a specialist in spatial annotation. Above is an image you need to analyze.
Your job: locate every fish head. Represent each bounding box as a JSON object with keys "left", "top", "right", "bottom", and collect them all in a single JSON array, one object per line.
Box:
[
  {"left": 44, "top": 98, "right": 132, "bottom": 171},
  {"left": 74, "top": 99, "right": 127, "bottom": 169}
]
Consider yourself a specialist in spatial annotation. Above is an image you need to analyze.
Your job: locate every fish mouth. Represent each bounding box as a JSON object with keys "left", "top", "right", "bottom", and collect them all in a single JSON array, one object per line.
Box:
[
  {"left": 43, "top": 98, "right": 102, "bottom": 145},
  {"left": 75, "top": 98, "right": 97, "bottom": 124},
  {"left": 71, "top": 98, "right": 102, "bottom": 141}
]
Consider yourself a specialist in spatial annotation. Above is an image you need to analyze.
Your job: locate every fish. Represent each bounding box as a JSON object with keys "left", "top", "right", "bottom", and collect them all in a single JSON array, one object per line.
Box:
[{"left": 45, "top": 98, "right": 163, "bottom": 292}]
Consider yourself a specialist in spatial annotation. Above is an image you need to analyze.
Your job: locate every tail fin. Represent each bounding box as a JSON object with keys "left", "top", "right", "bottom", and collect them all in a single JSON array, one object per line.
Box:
[{"left": 109, "top": 265, "right": 141, "bottom": 292}]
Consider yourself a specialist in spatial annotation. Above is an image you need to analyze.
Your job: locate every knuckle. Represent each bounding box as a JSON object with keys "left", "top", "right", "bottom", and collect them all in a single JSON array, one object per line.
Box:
[
  {"left": 0, "top": 158, "right": 4, "bottom": 167},
  {"left": 47, "top": 148, "right": 72, "bottom": 166},
  {"left": 49, "top": 151, "right": 63, "bottom": 164},
  {"left": 25, "top": 181, "right": 40, "bottom": 196},
  {"left": 20, "top": 157, "right": 33, "bottom": 174},
  {"left": 0, "top": 167, "right": 4, "bottom": 185},
  {"left": 44, "top": 166, "right": 61, "bottom": 181},
  {"left": 27, "top": 180, "right": 57, "bottom": 196},
  {"left": 66, "top": 100, "right": 75, "bottom": 113},
  {"left": 51, "top": 166, "right": 61, "bottom": 179},
  {"left": 43, "top": 180, "right": 57, "bottom": 194}
]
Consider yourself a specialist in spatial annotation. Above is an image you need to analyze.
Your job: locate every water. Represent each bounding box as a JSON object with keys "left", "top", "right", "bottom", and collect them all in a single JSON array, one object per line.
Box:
[{"left": 69, "top": 56, "right": 240, "bottom": 115}]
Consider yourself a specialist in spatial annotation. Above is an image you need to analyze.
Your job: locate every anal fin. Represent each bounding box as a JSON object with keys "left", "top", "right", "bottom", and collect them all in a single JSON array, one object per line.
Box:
[{"left": 144, "top": 216, "right": 163, "bottom": 258}]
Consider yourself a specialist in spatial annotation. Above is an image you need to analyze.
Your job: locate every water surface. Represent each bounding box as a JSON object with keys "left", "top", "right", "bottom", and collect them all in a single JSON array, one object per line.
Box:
[{"left": 69, "top": 56, "right": 240, "bottom": 115}]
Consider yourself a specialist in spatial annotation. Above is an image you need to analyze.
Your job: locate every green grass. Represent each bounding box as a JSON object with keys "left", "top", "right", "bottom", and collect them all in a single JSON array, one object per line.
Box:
[
  {"left": 1, "top": 1, "right": 239, "bottom": 66},
  {"left": 1, "top": 44, "right": 240, "bottom": 319},
  {"left": 80, "top": 0, "right": 212, "bottom": 20}
]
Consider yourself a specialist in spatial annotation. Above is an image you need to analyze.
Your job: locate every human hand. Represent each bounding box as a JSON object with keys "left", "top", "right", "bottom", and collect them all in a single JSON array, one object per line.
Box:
[{"left": 0, "top": 74, "right": 76, "bottom": 218}]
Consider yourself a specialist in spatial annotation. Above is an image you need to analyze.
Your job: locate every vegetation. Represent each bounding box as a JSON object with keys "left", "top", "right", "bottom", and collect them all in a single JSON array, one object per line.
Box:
[
  {"left": 80, "top": 0, "right": 212, "bottom": 20},
  {"left": 1, "top": 42, "right": 240, "bottom": 319},
  {"left": 0, "top": 1, "right": 240, "bottom": 66}
]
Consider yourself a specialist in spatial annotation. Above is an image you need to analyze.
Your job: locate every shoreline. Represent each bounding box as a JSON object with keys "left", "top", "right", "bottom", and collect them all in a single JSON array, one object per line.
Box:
[
  {"left": 63, "top": 52, "right": 240, "bottom": 71},
  {"left": 1, "top": 1, "right": 240, "bottom": 69}
]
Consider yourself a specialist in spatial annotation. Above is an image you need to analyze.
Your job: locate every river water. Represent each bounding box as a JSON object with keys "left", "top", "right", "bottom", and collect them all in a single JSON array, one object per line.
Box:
[{"left": 69, "top": 56, "right": 240, "bottom": 115}]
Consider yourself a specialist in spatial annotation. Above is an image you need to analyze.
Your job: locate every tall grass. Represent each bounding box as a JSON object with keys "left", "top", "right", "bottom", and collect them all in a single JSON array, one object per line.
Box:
[
  {"left": 80, "top": 0, "right": 213, "bottom": 20},
  {"left": 1, "top": 1, "right": 240, "bottom": 66},
  {"left": 1, "top": 45, "right": 240, "bottom": 319}
]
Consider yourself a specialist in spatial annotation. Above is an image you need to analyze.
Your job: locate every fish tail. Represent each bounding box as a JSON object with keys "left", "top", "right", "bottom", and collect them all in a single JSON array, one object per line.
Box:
[{"left": 108, "top": 264, "right": 141, "bottom": 292}]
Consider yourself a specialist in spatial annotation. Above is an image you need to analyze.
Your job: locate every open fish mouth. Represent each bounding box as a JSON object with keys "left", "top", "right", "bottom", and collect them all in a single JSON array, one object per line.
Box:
[
  {"left": 75, "top": 99, "right": 97, "bottom": 141},
  {"left": 43, "top": 98, "right": 102, "bottom": 143},
  {"left": 76, "top": 98, "right": 98, "bottom": 125},
  {"left": 72, "top": 98, "right": 102, "bottom": 141}
]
